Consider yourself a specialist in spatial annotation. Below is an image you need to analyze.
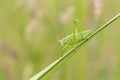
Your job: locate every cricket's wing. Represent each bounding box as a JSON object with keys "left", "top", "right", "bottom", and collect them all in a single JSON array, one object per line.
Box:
[{"left": 77, "top": 30, "right": 92, "bottom": 41}]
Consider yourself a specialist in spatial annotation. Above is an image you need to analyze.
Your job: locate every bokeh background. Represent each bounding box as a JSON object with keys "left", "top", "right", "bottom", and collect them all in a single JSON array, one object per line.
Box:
[{"left": 0, "top": 0, "right": 120, "bottom": 80}]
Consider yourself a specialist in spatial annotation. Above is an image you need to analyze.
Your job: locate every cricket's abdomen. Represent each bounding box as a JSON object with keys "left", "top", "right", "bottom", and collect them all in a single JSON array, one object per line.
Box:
[{"left": 58, "top": 30, "right": 92, "bottom": 46}]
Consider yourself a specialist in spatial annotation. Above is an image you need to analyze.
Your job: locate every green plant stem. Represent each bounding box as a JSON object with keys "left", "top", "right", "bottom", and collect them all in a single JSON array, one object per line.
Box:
[{"left": 29, "top": 13, "right": 120, "bottom": 80}]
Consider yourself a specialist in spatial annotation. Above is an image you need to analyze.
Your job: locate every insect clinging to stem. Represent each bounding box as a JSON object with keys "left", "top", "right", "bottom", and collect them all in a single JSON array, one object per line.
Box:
[{"left": 58, "top": 19, "right": 92, "bottom": 56}]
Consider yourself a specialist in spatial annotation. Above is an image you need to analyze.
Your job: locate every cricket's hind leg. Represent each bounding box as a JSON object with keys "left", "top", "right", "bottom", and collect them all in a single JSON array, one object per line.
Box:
[{"left": 73, "top": 19, "right": 85, "bottom": 41}]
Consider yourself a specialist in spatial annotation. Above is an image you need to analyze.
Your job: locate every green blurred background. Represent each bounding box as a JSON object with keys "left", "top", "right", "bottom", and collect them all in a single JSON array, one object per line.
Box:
[{"left": 0, "top": 0, "right": 120, "bottom": 80}]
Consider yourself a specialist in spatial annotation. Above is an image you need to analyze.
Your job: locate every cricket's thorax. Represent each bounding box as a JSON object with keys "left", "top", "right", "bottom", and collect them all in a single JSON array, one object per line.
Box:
[{"left": 58, "top": 30, "right": 92, "bottom": 46}]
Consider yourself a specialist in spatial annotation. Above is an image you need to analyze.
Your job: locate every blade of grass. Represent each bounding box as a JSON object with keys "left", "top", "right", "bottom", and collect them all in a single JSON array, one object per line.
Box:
[{"left": 29, "top": 13, "right": 120, "bottom": 80}]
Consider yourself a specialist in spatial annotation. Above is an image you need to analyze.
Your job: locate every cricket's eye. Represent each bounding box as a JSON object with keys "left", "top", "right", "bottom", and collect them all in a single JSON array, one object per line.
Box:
[{"left": 58, "top": 41, "right": 62, "bottom": 45}]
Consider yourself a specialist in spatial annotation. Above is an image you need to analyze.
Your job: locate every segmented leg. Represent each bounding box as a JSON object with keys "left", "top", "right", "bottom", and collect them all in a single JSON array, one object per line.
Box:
[
  {"left": 73, "top": 19, "right": 86, "bottom": 40},
  {"left": 60, "top": 39, "right": 71, "bottom": 57}
]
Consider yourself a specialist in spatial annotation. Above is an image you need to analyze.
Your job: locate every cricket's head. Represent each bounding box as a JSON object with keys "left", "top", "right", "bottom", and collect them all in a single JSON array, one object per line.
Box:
[
  {"left": 58, "top": 35, "right": 72, "bottom": 46},
  {"left": 58, "top": 40, "right": 64, "bottom": 46}
]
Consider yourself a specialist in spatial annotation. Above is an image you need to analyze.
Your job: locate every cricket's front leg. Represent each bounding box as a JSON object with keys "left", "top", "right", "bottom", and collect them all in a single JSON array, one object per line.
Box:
[{"left": 60, "top": 39, "right": 72, "bottom": 57}]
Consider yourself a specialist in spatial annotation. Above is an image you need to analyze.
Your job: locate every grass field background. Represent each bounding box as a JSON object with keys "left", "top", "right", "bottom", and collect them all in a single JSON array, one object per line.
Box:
[{"left": 0, "top": 0, "right": 120, "bottom": 80}]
